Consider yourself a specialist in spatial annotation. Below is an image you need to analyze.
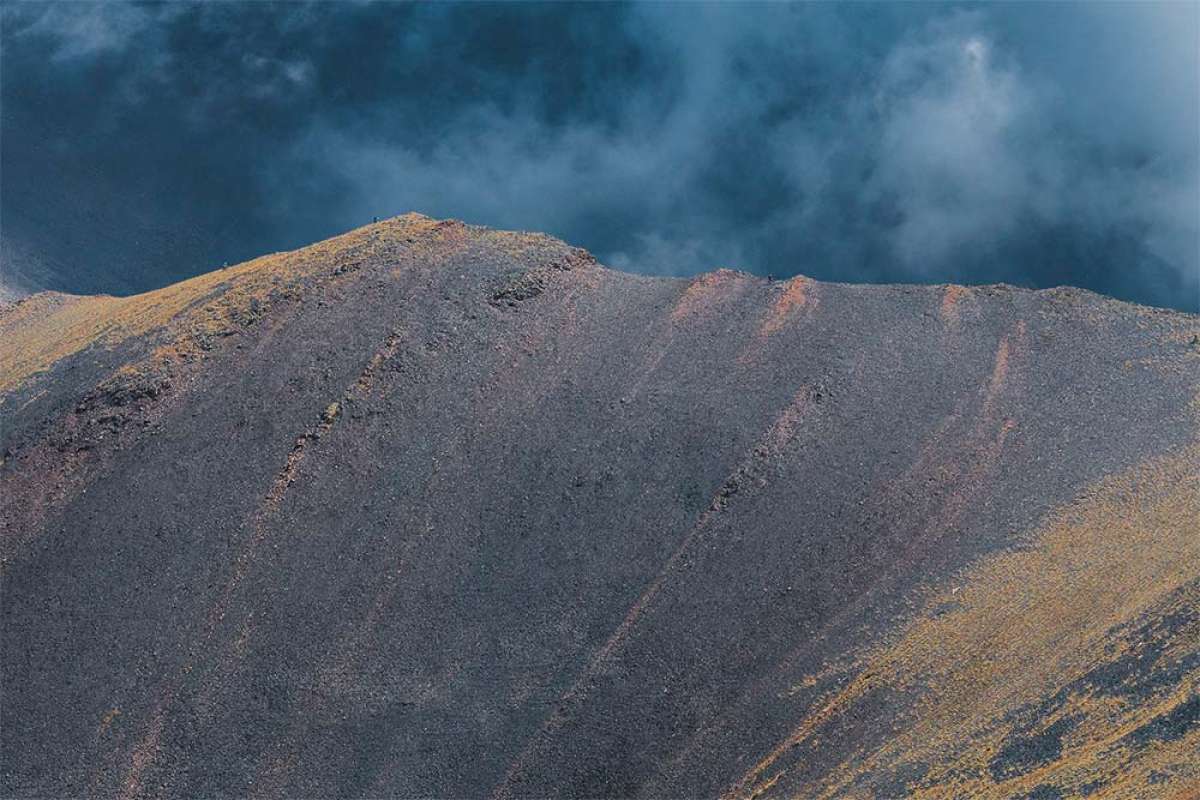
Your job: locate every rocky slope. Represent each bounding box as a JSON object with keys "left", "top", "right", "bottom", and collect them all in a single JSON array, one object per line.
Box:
[{"left": 2, "top": 214, "right": 1198, "bottom": 799}]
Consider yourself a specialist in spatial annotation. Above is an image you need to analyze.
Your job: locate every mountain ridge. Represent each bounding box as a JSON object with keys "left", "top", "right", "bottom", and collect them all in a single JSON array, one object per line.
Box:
[
  {"left": 2, "top": 214, "right": 1198, "bottom": 799},
  {"left": 6, "top": 211, "right": 1192, "bottom": 315}
]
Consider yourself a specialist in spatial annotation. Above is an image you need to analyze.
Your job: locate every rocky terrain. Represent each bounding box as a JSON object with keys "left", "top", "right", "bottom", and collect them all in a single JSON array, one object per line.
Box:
[{"left": 2, "top": 214, "right": 1197, "bottom": 799}]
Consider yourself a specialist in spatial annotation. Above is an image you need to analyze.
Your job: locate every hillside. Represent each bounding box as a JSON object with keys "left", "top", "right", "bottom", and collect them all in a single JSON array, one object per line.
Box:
[{"left": 2, "top": 214, "right": 1198, "bottom": 799}]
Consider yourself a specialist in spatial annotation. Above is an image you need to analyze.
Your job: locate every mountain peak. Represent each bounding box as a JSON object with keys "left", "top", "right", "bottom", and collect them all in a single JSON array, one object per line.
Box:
[{"left": 3, "top": 218, "right": 1198, "bottom": 799}]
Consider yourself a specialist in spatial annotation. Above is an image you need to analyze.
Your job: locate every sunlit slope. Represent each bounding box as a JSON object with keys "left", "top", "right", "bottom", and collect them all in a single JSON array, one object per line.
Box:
[{"left": 2, "top": 216, "right": 1197, "bottom": 799}]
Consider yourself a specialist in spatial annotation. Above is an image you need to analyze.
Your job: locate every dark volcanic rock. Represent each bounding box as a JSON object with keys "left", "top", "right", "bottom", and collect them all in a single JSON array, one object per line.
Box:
[{"left": 1, "top": 214, "right": 1198, "bottom": 799}]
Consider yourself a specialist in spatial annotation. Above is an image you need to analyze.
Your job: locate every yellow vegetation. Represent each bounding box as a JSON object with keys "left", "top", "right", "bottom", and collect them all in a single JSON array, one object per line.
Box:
[
  {"left": 0, "top": 214, "right": 448, "bottom": 395},
  {"left": 733, "top": 446, "right": 1200, "bottom": 800}
]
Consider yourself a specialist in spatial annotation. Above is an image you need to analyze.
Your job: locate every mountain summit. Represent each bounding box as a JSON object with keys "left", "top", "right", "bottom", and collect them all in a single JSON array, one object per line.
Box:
[{"left": 3, "top": 215, "right": 1198, "bottom": 799}]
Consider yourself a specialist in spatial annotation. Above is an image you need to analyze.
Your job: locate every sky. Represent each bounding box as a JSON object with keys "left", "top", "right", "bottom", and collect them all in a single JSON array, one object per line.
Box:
[{"left": 2, "top": 1, "right": 1198, "bottom": 311}]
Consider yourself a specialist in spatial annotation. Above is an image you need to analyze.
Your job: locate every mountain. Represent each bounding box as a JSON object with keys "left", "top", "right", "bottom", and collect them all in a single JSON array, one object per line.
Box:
[{"left": 2, "top": 214, "right": 1198, "bottom": 800}]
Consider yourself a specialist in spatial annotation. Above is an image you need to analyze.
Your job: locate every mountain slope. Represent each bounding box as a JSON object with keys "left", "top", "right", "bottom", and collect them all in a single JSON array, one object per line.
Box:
[{"left": 2, "top": 214, "right": 1198, "bottom": 800}]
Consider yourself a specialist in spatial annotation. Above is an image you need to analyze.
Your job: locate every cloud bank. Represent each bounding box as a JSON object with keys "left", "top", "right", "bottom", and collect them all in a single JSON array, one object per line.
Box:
[{"left": 2, "top": 2, "right": 1196, "bottom": 310}]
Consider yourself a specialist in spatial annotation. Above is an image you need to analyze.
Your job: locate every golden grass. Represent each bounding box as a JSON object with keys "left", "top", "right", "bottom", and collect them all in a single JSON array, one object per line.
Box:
[
  {"left": 731, "top": 445, "right": 1200, "bottom": 800},
  {"left": 0, "top": 214, "right": 454, "bottom": 396}
]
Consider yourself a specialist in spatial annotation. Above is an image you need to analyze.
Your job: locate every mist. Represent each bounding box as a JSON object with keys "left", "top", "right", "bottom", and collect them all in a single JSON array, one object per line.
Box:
[{"left": 2, "top": 1, "right": 1196, "bottom": 310}]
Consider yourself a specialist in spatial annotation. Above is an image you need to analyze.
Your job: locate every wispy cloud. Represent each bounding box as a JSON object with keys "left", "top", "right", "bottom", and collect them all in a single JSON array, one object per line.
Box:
[{"left": 2, "top": 2, "right": 1195, "bottom": 309}]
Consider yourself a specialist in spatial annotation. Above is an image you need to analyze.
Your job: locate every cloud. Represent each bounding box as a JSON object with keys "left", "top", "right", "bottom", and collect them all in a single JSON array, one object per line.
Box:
[
  {"left": 5, "top": 2, "right": 160, "bottom": 60},
  {"left": 867, "top": 22, "right": 1032, "bottom": 267},
  {"left": 2, "top": 2, "right": 1195, "bottom": 310}
]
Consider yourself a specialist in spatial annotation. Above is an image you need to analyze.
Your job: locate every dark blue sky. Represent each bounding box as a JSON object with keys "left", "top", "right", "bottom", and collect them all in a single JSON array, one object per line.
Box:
[{"left": 2, "top": 2, "right": 1197, "bottom": 310}]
